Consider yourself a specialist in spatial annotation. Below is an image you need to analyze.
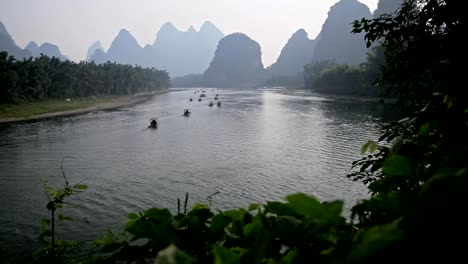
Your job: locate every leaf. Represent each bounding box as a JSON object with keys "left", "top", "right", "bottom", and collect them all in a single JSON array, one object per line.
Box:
[
  {"left": 58, "top": 214, "right": 73, "bottom": 221},
  {"left": 264, "top": 202, "right": 296, "bottom": 217},
  {"left": 248, "top": 203, "right": 260, "bottom": 211},
  {"left": 382, "top": 155, "right": 413, "bottom": 177},
  {"left": 128, "top": 213, "right": 139, "bottom": 220},
  {"left": 143, "top": 208, "right": 173, "bottom": 224},
  {"left": 360, "top": 141, "right": 370, "bottom": 155},
  {"left": 368, "top": 141, "right": 377, "bottom": 153},
  {"left": 156, "top": 244, "right": 192, "bottom": 264},
  {"left": 126, "top": 221, "right": 147, "bottom": 237},
  {"left": 418, "top": 122, "right": 431, "bottom": 135},
  {"left": 192, "top": 203, "right": 209, "bottom": 210},
  {"left": 286, "top": 193, "right": 321, "bottom": 218},
  {"left": 321, "top": 201, "right": 344, "bottom": 219},
  {"left": 348, "top": 218, "right": 404, "bottom": 261},
  {"left": 223, "top": 209, "right": 247, "bottom": 221},
  {"left": 211, "top": 214, "right": 231, "bottom": 235},
  {"left": 243, "top": 217, "right": 263, "bottom": 238},
  {"left": 214, "top": 246, "right": 240, "bottom": 264},
  {"left": 281, "top": 248, "right": 299, "bottom": 264}
]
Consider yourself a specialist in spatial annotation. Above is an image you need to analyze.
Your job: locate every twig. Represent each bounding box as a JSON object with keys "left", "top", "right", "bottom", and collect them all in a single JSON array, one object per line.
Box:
[
  {"left": 60, "top": 156, "right": 76, "bottom": 186},
  {"left": 207, "top": 191, "right": 220, "bottom": 209},
  {"left": 184, "top": 193, "right": 189, "bottom": 215}
]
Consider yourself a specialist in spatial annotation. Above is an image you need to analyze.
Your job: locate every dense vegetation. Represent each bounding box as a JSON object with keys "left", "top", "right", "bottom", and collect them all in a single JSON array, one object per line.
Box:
[
  {"left": 0, "top": 52, "right": 170, "bottom": 104},
  {"left": 8, "top": 0, "right": 467, "bottom": 263},
  {"left": 303, "top": 46, "right": 384, "bottom": 96}
]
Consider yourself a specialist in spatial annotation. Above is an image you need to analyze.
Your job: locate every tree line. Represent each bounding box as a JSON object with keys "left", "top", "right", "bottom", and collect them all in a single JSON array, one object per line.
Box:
[
  {"left": 0, "top": 52, "right": 170, "bottom": 104},
  {"left": 303, "top": 46, "right": 385, "bottom": 96}
]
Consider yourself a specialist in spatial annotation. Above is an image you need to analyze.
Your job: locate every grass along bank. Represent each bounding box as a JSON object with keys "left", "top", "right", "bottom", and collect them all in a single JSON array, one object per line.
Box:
[{"left": 0, "top": 91, "right": 164, "bottom": 124}]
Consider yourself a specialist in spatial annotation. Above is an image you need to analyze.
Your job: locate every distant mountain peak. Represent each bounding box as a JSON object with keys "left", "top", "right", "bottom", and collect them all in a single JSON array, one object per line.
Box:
[
  {"left": 86, "top": 41, "right": 104, "bottom": 61},
  {"left": 187, "top": 25, "right": 197, "bottom": 33},
  {"left": 200, "top": 21, "right": 215, "bottom": 30},
  {"left": 91, "top": 40, "right": 102, "bottom": 47},
  {"left": 113, "top": 29, "right": 140, "bottom": 47},
  {"left": 267, "top": 28, "right": 315, "bottom": 76},
  {"left": 160, "top": 22, "right": 178, "bottom": 32},
  {"left": 292, "top": 29, "right": 308, "bottom": 38},
  {"left": 26, "top": 41, "right": 39, "bottom": 50},
  {"left": 200, "top": 21, "right": 224, "bottom": 35},
  {"left": 117, "top": 28, "right": 132, "bottom": 37}
]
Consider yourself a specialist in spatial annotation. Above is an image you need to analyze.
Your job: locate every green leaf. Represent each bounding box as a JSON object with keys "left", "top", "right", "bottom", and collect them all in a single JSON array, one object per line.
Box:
[
  {"left": 264, "top": 201, "right": 296, "bottom": 217},
  {"left": 214, "top": 246, "right": 240, "bottom": 264},
  {"left": 361, "top": 141, "right": 377, "bottom": 154},
  {"left": 126, "top": 221, "right": 146, "bottom": 237},
  {"left": 281, "top": 248, "right": 298, "bottom": 264},
  {"left": 418, "top": 122, "right": 431, "bottom": 135},
  {"left": 192, "top": 203, "right": 209, "bottom": 210},
  {"left": 274, "top": 216, "right": 302, "bottom": 240},
  {"left": 72, "top": 183, "right": 87, "bottom": 190},
  {"left": 321, "top": 201, "right": 344, "bottom": 220},
  {"left": 223, "top": 209, "right": 247, "bottom": 221},
  {"left": 128, "top": 213, "right": 139, "bottom": 220},
  {"left": 243, "top": 216, "right": 262, "bottom": 238},
  {"left": 348, "top": 218, "right": 404, "bottom": 261},
  {"left": 286, "top": 193, "right": 321, "bottom": 217},
  {"left": 211, "top": 214, "right": 231, "bottom": 235},
  {"left": 361, "top": 141, "right": 370, "bottom": 155},
  {"left": 143, "top": 208, "right": 172, "bottom": 223},
  {"left": 382, "top": 155, "right": 413, "bottom": 177},
  {"left": 248, "top": 203, "right": 260, "bottom": 211},
  {"left": 58, "top": 214, "right": 73, "bottom": 221},
  {"left": 368, "top": 141, "right": 377, "bottom": 153}
]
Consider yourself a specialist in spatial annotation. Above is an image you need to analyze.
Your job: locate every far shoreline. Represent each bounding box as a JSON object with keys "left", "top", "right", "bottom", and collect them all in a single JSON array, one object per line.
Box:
[{"left": 0, "top": 90, "right": 168, "bottom": 125}]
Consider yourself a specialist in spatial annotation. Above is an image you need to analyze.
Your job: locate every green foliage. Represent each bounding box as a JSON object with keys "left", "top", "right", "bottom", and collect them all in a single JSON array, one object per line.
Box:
[
  {"left": 303, "top": 50, "right": 381, "bottom": 97},
  {"left": 33, "top": 158, "right": 88, "bottom": 264},
  {"left": 0, "top": 52, "right": 170, "bottom": 104},
  {"left": 347, "top": 0, "right": 468, "bottom": 261},
  {"left": 89, "top": 192, "right": 353, "bottom": 263}
]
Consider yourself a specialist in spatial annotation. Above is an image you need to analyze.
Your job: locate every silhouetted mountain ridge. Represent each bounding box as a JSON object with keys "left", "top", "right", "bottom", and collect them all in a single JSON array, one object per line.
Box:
[
  {"left": 89, "top": 21, "right": 224, "bottom": 77},
  {"left": 374, "top": 0, "right": 404, "bottom": 17},
  {"left": 0, "top": 21, "right": 31, "bottom": 59},
  {"left": 26, "top": 41, "right": 69, "bottom": 60},
  {"left": 202, "top": 33, "right": 264, "bottom": 88},
  {"left": 266, "top": 29, "right": 316, "bottom": 77},
  {"left": 86, "top": 41, "right": 104, "bottom": 61},
  {"left": 312, "top": 0, "right": 372, "bottom": 64}
]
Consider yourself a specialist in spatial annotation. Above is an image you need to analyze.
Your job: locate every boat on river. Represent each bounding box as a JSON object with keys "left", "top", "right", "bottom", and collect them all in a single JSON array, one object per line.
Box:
[{"left": 148, "top": 118, "right": 158, "bottom": 129}]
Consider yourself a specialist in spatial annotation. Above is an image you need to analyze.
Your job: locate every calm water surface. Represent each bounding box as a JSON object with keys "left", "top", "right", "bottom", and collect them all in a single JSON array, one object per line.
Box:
[{"left": 0, "top": 88, "right": 387, "bottom": 259}]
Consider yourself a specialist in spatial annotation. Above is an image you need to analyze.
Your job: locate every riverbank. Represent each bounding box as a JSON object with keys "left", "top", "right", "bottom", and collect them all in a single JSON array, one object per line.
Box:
[{"left": 0, "top": 90, "right": 167, "bottom": 124}]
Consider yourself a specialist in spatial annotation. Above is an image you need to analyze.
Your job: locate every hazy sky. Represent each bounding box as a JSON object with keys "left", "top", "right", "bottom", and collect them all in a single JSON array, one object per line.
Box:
[{"left": 0, "top": 0, "right": 378, "bottom": 66}]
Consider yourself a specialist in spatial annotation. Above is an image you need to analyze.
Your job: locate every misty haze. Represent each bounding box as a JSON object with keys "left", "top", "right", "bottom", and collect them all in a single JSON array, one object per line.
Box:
[{"left": 1, "top": 0, "right": 465, "bottom": 263}]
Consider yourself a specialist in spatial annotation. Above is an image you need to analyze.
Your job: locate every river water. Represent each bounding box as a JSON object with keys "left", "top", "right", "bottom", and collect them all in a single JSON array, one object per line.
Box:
[{"left": 0, "top": 88, "right": 389, "bottom": 260}]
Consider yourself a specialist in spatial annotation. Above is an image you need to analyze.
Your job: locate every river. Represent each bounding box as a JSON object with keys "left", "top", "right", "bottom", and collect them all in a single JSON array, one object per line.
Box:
[{"left": 0, "top": 88, "right": 389, "bottom": 260}]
